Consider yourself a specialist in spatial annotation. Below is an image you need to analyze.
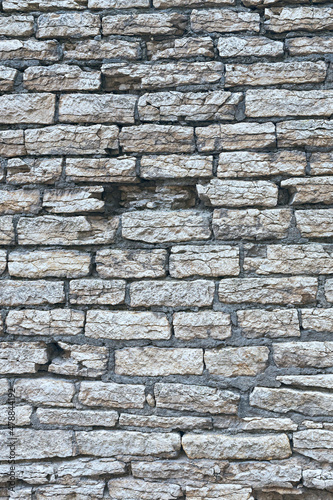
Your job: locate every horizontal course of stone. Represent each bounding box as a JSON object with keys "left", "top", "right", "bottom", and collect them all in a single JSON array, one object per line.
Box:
[{"left": 1, "top": 0, "right": 333, "bottom": 499}]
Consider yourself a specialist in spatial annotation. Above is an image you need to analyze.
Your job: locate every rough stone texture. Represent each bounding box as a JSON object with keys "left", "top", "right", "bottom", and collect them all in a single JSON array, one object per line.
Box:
[
  {"left": 273, "top": 341, "right": 333, "bottom": 368},
  {"left": 186, "top": 484, "right": 254, "bottom": 499},
  {"left": 173, "top": 311, "right": 231, "bottom": 340},
  {"left": 48, "top": 342, "right": 108, "bottom": 377},
  {"left": 15, "top": 379, "right": 75, "bottom": 407},
  {"left": 288, "top": 37, "right": 333, "bottom": 56},
  {"left": 0, "top": 15, "right": 34, "bottom": 36},
  {"left": 107, "top": 477, "right": 182, "bottom": 500},
  {"left": 96, "top": 249, "right": 166, "bottom": 278},
  {"left": 120, "top": 184, "right": 195, "bottom": 210},
  {"left": 293, "top": 430, "right": 333, "bottom": 462},
  {"left": 43, "top": 187, "right": 104, "bottom": 213},
  {"left": 0, "top": 429, "right": 73, "bottom": 459},
  {"left": 296, "top": 210, "right": 333, "bottom": 238},
  {"left": 69, "top": 279, "right": 125, "bottom": 305},
  {"left": 140, "top": 155, "right": 213, "bottom": 179},
  {"left": 277, "top": 120, "right": 333, "bottom": 148},
  {"left": 24, "top": 64, "right": 100, "bottom": 91},
  {"left": 197, "top": 179, "right": 278, "bottom": 207},
  {"left": 191, "top": 9, "right": 260, "bottom": 33},
  {"left": 7, "top": 158, "right": 62, "bottom": 184},
  {"left": 0, "top": 189, "right": 40, "bottom": 214},
  {"left": 237, "top": 309, "right": 300, "bottom": 338},
  {"left": 282, "top": 177, "right": 333, "bottom": 205},
  {"left": 205, "top": 346, "right": 269, "bottom": 377},
  {"left": 310, "top": 152, "right": 333, "bottom": 176},
  {"left": 120, "top": 124, "right": 194, "bottom": 153},
  {"left": 0, "top": 39, "right": 59, "bottom": 60},
  {"left": 0, "top": 280, "right": 64, "bottom": 306},
  {"left": 0, "top": 66, "right": 18, "bottom": 91},
  {"left": 0, "top": 94, "right": 55, "bottom": 124},
  {"left": 6, "top": 308, "right": 84, "bottom": 336},
  {"left": 0, "top": 342, "right": 48, "bottom": 374},
  {"left": 66, "top": 157, "right": 137, "bottom": 183},
  {"left": 64, "top": 39, "right": 140, "bottom": 60},
  {"left": 3, "top": 0, "right": 87, "bottom": 9},
  {"left": 36, "top": 12, "right": 100, "bottom": 38},
  {"left": 119, "top": 414, "right": 211, "bottom": 430},
  {"left": 103, "top": 13, "right": 187, "bottom": 36},
  {"left": 218, "top": 36, "right": 283, "bottom": 57},
  {"left": 147, "top": 37, "right": 214, "bottom": 60},
  {"left": 78, "top": 381, "right": 145, "bottom": 409},
  {"left": 264, "top": 7, "right": 333, "bottom": 33}
]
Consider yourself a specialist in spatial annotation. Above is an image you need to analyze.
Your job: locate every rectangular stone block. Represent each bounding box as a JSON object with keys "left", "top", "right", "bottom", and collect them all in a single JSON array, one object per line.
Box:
[
  {"left": 282, "top": 177, "right": 333, "bottom": 205},
  {"left": 0, "top": 342, "right": 47, "bottom": 374},
  {"left": 147, "top": 37, "right": 214, "bottom": 60},
  {"left": 120, "top": 125, "right": 194, "bottom": 153},
  {"left": 227, "top": 62, "right": 325, "bottom": 87},
  {"left": 48, "top": 341, "right": 108, "bottom": 378},
  {"left": 213, "top": 208, "right": 292, "bottom": 240},
  {"left": 96, "top": 249, "right": 167, "bottom": 279},
  {"left": 25, "top": 125, "right": 118, "bottom": 155},
  {"left": 69, "top": 279, "right": 125, "bottom": 305},
  {"left": 196, "top": 122, "right": 275, "bottom": 152},
  {"left": 246, "top": 89, "right": 332, "bottom": 118},
  {"left": 0, "top": 189, "right": 40, "bottom": 215},
  {"left": 140, "top": 155, "right": 213, "bottom": 179},
  {"left": 186, "top": 485, "right": 254, "bottom": 500},
  {"left": 170, "top": 245, "right": 239, "bottom": 278},
  {"left": 288, "top": 36, "right": 333, "bottom": 56},
  {"left": 205, "top": 346, "right": 269, "bottom": 377},
  {"left": 37, "top": 408, "right": 118, "bottom": 427},
  {"left": 214, "top": 416, "right": 297, "bottom": 433},
  {"left": 0, "top": 39, "right": 59, "bottom": 61},
  {"left": 250, "top": 387, "right": 333, "bottom": 417},
  {"left": 8, "top": 250, "right": 90, "bottom": 278},
  {"left": 303, "top": 308, "right": 333, "bottom": 332},
  {"left": 7, "top": 158, "right": 62, "bottom": 185},
  {"left": 154, "top": 0, "right": 235, "bottom": 6},
  {"left": 78, "top": 381, "right": 145, "bottom": 409},
  {"left": 277, "top": 374, "right": 333, "bottom": 389},
  {"left": 17, "top": 216, "right": 118, "bottom": 245},
  {"left": 0, "top": 15, "right": 34, "bottom": 36},
  {"left": 218, "top": 277, "right": 317, "bottom": 305},
  {"left": 0, "top": 405, "right": 32, "bottom": 426},
  {"left": 265, "top": 7, "right": 333, "bottom": 33},
  {"left": 122, "top": 210, "right": 211, "bottom": 243},
  {"left": 218, "top": 36, "right": 283, "bottom": 57},
  {"left": 217, "top": 151, "right": 306, "bottom": 178},
  {"left": 35, "top": 481, "right": 105, "bottom": 499},
  {"left": 154, "top": 383, "right": 239, "bottom": 414},
  {"left": 59, "top": 94, "right": 136, "bottom": 124},
  {"left": 24, "top": 64, "right": 100, "bottom": 91},
  {"left": 173, "top": 311, "right": 231, "bottom": 340},
  {"left": 102, "top": 62, "right": 223, "bottom": 90},
  {"left": 0, "top": 66, "right": 18, "bottom": 91},
  {"left": 244, "top": 243, "right": 333, "bottom": 275},
  {"left": 237, "top": 309, "right": 300, "bottom": 338},
  {"left": 138, "top": 91, "right": 242, "bottom": 122},
  {"left": 15, "top": 378, "right": 75, "bottom": 407},
  {"left": 76, "top": 430, "right": 181, "bottom": 458},
  {"left": 130, "top": 279, "right": 215, "bottom": 307},
  {"left": 0, "top": 280, "right": 64, "bottom": 306},
  {"left": 0, "top": 429, "right": 73, "bottom": 460},
  {"left": 0, "top": 130, "right": 25, "bottom": 157},
  {"left": 293, "top": 430, "right": 333, "bottom": 462},
  {"left": 182, "top": 433, "right": 291, "bottom": 460},
  {"left": 64, "top": 39, "right": 140, "bottom": 60},
  {"left": 6, "top": 309, "right": 84, "bottom": 336},
  {"left": 310, "top": 152, "right": 333, "bottom": 175},
  {"left": 295, "top": 209, "right": 333, "bottom": 238},
  {"left": 85, "top": 310, "right": 170, "bottom": 340},
  {"left": 191, "top": 9, "right": 260, "bottom": 33},
  {"left": 119, "top": 414, "right": 211, "bottom": 431},
  {"left": 36, "top": 12, "right": 100, "bottom": 38},
  {"left": 197, "top": 179, "right": 278, "bottom": 207},
  {"left": 115, "top": 347, "right": 203, "bottom": 376},
  {"left": 273, "top": 341, "right": 333, "bottom": 368},
  {"left": 120, "top": 184, "right": 195, "bottom": 210},
  {"left": 103, "top": 13, "right": 187, "bottom": 36},
  {"left": 43, "top": 187, "right": 104, "bottom": 213},
  {"left": 90, "top": 0, "right": 149, "bottom": 6},
  {"left": 3, "top": 0, "right": 87, "bottom": 9},
  {"left": 66, "top": 157, "right": 136, "bottom": 183},
  {"left": 108, "top": 478, "right": 182, "bottom": 500}
]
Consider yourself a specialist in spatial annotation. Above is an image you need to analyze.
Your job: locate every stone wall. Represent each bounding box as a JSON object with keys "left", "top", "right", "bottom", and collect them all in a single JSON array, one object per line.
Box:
[{"left": 1, "top": 0, "right": 333, "bottom": 498}]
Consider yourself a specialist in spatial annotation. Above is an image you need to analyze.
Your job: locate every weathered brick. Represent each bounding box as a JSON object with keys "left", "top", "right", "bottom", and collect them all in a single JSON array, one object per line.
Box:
[
  {"left": 24, "top": 64, "right": 100, "bottom": 91},
  {"left": 0, "top": 429, "right": 73, "bottom": 459},
  {"left": 0, "top": 15, "right": 34, "bottom": 36},
  {"left": 15, "top": 378, "right": 75, "bottom": 407},
  {"left": 130, "top": 279, "right": 215, "bottom": 307},
  {"left": 265, "top": 7, "right": 333, "bottom": 33},
  {"left": 7, "top": 158, "right": 62, "bottom": 185},
  {"left": 173, "top": 311, "right": 231, "bottom": 340},
  {"left": 59, "top": 94, "right": 136, "bottom": 124},
  {"left": 147, "top": 37, "right": 214, "bottom": 60},
  {"left": 237, "top": 309, "right": 300, "bottom": 338},
  {"left": 218, "top": 36, "right": 283, "bottom": 57},
  {"left": 37, "top": 408, "right": 118, "bottom": 427},
  {"left": 274, "top": 341, "right": 333, "bottom": 368},
  {"left": 138, "top": 91, "right": 242, "bottom": 122},
  {"left": 197, "top": 179, "right": 278, "bottom": 207},
  {"left": 102, "top": 62, "right": 223, "bottom": 90},
  {"left": 115, "top": 347, "right": 204, "bottom": 376},
  {"left": 64, "top": 39, "right": 140, "bottom": 60},
  {"left": 282, "top": 177, "right": 333, "bottom": 205},
  {"left": 103, "top": 13, "right": 187, "bottom": 36},
  {"left": 76, "top": 430, "right": 181, "bottom": 458},
  {"left": 182, "top": 433, "right": 291, "bottom": 460},
  {"left": 0, "top": 189, "right": 40, "bottom": 214},
  {"left": 122, "top": 210, "right": 211, "bottom": 243},
  {"left": 295, "top": 209, "right": 333, "bottom": 238},
  {"left": 140, "top": 155, "right": 212, "bottom": 179},
  {"left": 107, "top": 478, "right": 182, "bottom": 500},
  {"left": 218, "top": 277, "right": 317, "bottom": 305},
  {"left": 3, "top": 0, "right": 87, "bottom": 9},
  {"left": 36, "top": 12, "right": 100, "bottom": 39},
  {"left": 246, "top": 89, "right": 332, "bottom": 118},
  {"left": 0, "top": 342, "right": 48, "bottom": 374},
  {"left": 155, "top": 383, "right": 239, "bottom": 414},
  {"left": 96, "top": 249, "right": 167, "bottom": 278},
  {"left": 66, "top": 157, "right": 136, "bottom": 183},
  {"left": 227, "top": 62, "right": 325, "bottom": 87},
  {"left": 78, "top": 381, "right": 145, "bottom": 409},
  {"left": 217, "top": 151, "right": 306, "bottom": 178},
  {"left": 6, "top": 309, "right": 84, "bottom": 336},
  {"left": 69, "top": 279, "right": 125, "bottom": 305},
  {"left": 0, "top": 66, "right": 18, "bottom": 91},
  {"left": 191, "top": 9, "right": 260, "bottom": 33},
  {"left": 277, "top": 120, "right": 333, "bottom": 148},
  {"left": 288, "top": 36, "right": 333, "bottom": 56},
  {"left": 8, "top": 250, "right": 91, "bottom": 278},
  {"left": 0, "top": 280, "right": 64, "bottom": 306},
  {"left": 25, "top": 125, "right": 118, "bottom": 155},
  {"left": 213, "top": 208, "right": 292, "bottom": 240},
  {"left": 120, "top": 184, "right": 195, "bottom": 210},
  {"left": 0, "top": 39, "right": 59, "bottom": 60},
  {"left": 48, "top": 342, "right": 108, "bottom": 378},
  {"left": 170, "top": 245, "right": 239, "bottom": 278},
  {"left": 0, "top": 130, "right": 25, "bottom": 157},
  {"left": 17, "top": 216, "right": 119, "bottom": 245},
  {"left": 85, "top": 310, "right": 170, "bottom": 340},
  {"left": 196, "top": 122, "right": 276, "bottom": 152},
  {"left": 43, "top": 187, "right": 104, "bottom": 213},
  {"left": 120, "top": 125, "right": 194, "bottom": 153},
  {"left": 205, "top": 346, "right": 269, "bottom": 377}
]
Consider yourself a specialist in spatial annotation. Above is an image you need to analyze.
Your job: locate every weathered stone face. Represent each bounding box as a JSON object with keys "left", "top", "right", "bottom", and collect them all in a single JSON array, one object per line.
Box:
[{"left": 173, "top": 311, "right": 231, "bottom": 340}]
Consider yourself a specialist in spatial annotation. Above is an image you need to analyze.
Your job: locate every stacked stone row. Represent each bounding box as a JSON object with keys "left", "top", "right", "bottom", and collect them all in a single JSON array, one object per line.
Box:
[{"left": 1, "top": 0, "right": 333, "bottom": 499}]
